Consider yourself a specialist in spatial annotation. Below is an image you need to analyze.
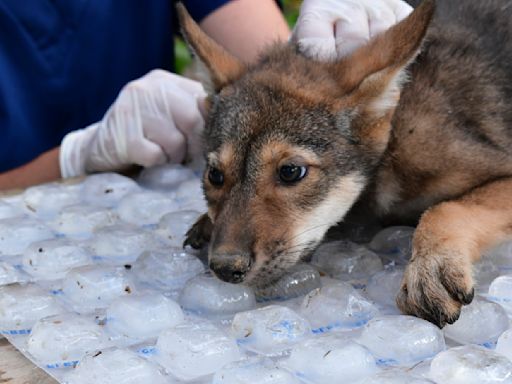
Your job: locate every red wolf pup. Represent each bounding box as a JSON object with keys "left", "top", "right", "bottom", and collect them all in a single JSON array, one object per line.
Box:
[{"left": 180, "top": 0, "right": 512, "bottom": 327}]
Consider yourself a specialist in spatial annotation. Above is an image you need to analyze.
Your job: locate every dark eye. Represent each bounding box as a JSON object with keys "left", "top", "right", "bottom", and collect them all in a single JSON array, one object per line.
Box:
[
  {"left": 278, "top": 164, "right": 307, "bottom": 184},
  {"left": 208, "top": 167, "right": 224, "bottom": 186}
]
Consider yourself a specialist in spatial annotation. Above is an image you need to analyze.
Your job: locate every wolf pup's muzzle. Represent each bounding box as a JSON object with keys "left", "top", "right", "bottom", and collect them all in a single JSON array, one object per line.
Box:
[{"left": 209, "top": 251, "right": 252, "bottom": 284}]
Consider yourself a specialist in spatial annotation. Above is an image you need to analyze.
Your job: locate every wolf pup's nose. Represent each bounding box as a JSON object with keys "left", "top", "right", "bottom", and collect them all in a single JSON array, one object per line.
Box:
[{"left": 209, "top": 252, "right": 252, "bottom": 284}]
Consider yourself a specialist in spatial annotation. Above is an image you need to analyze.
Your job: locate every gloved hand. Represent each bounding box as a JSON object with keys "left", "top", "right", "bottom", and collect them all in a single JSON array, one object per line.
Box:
[
  {"left": 60, "top": 69, "right": 206, "bottom": 178},
  {"left": 292, "top": 0, "right": 413, "bottom": 60}
]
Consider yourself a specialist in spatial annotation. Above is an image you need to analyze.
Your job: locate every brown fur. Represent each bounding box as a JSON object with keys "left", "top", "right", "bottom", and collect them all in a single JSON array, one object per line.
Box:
[
  {"left": 176, "top": 3, "right": 245, "bottom": 93},
  {"left": 179, "top": 0, "right": 512, "bottom": 327}
]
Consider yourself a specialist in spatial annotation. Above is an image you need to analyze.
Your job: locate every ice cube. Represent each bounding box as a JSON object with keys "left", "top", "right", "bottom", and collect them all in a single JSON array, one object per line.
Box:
[
  {"left": 154, "top": 321, "right": 241, "bottom": 381},
  {"left": 430, "top": 345, "right": 512, "bottom": 384},
  {"left": 133, "top": 249, "right": 204, "bottom": 290},
  {"left": 212, "top": 357, "right": 300, "bottom": 384},
  {"left": 368, "top": 226, "right": 415, "bottom": 265},
  {"left": 300, "top": 282, "right": 379, "bottom": 333},
  {"left": 51, "top": 205, "right": 119, "bottom": 238},
  {"left": 0, "top": 260, "right": 26, "bottom": 285},
  {"left": 65, "top": 349, "right": 170, "bottom": 384},
  {"left": 82, "top": 173, "right": 140, "bottom": 208},
  {"left": 486, "top": 240, "right": 512, "bottom": 273},
  {"left": 473, "top": 258, "right": 500, "bottom": 292},
  {"left": 117, "top": 191, "right": 180, "bottom": 226},
  {"left": 27, "top": 312, "right": 109, "bottom": 365},
  {"left": 23, "top": 183, "right": 82, "bottom": 219},
  {"left": 255, "top": 264, "right": 321, "bottom": 302},
  {"left": 106, "top": 293, "right": 184, "bottom": 342},
  {"left": 0, "top": 284, "right": 64, "bottom": 330},
  {"left": 0, "top": 217, "right": 54, "bottom": 255},
  {"left": 62, "top": 266, "right": 135, "bottom": 313},
  {"left": 155, "top": 210, "right": 201, "bottom": 247},
  {"left": 488, "top": 275, "right": 512, "bottom": 314},
  {"left": 311, "top": 240, "right": 383, "bottom": 281},
  {"left": 358, "top": 315, "right": 445, "bottom": 366},
  {"left": 180, "top": 274, "right": 256, "bottom": 318},
  {"left": 0, "top": 199, "right": 23, "bottom": 220},
  {"left": 284, "top": 334, "right": 377, "bottom": 384},
  {"left": 22, "top": 239, "right": 92, "bottom": 280},
  {"left": 365, "top": 266, "right": 404, "bottom": 309},
  {"left": 356, "top": 371, "right": 436, "bottom": 384},
  {"left": 138, "top": 163, "right": 196, "bottom": 191},
  {"left": 232, "top": 305, "right": 311, "bottom": 356},
  {"left": 496, "top": 329, "right": 512, "bottom": 362},
  {"left": 443, "top": 298, "right": 509, "bottom": 347},
  {"left": 86, "top": 224, "right": 157, "bottom": 263},
  {"left": 175, "top": 178, "right": 207, "bottom": 211}
]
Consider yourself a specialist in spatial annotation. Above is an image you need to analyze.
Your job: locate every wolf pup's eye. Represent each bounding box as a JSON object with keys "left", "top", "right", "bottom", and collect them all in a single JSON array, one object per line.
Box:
[
  {"left": 278, "top": 164, "right": 307, "bottom": 184},
  {"left": 208, "top": 167, "right": 224, "bottom": 186}
]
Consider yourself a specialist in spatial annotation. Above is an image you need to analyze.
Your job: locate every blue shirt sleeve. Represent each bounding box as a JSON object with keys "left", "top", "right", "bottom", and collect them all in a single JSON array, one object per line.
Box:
[
  {"left": 0, "top": 0, "right": 235, "bottom": 172},
  {"left": 183, "top": 0, "right": 231, "bottom": 22},
  {"left": 0, "top": 0, "right": 273, "bottom": 172}
]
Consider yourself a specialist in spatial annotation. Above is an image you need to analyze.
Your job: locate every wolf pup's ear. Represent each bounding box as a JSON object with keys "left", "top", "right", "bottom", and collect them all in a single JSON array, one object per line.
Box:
[
  {"left": 335, "top": 0, "right": 435, "bottom": 92},
  {"left": 176, "top": 3, "right": 245, "bottom": 94},
  {"left": 331, "top": 0, "right": 435, "bottom": 151}
]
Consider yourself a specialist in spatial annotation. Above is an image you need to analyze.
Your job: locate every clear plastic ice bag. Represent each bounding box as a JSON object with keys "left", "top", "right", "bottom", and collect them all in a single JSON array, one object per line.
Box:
[
  {"left": 358, "top": 315, "right": 445, "bottom": 366},
  {"left": 284, "top": 334, "right": 377, "bottom": 384},
  {"left": 300, "top": 282, "right": 379, "bottom": 332},
  {"left": 254, "top": 263, "right": 321, "bottom": 302},
  {"left": 62, "top": 266, "right": 136, "bottom": 313},
  {"left": 443, "top": 298, "right": 509, "bottom": 347},
  {"left": 154, "top": 320, "right": 241, "bottom": 381},
  {"left": 232, "top": 305, "right": 311, "bottom": 356},
  {"left": 22, "top": 238, "right": 92, "bottom": 280},
  {"left": 133, "top": 249, "right": 204, "bottom": 291},
  {"left": 311, "top": 240, "right": 383, "bottom": 281},
  {"left": 27, "top": 312, "right": 109, "bottom": 366},
  {"left": 179, "top": 273, "right": 256, "bottom": 318},
  {"left": 137, "top": 163, "right": 196, "bottom": 191},
  {"left": 0, "top": 284, "right": 64, "bottom": 331},
  {"left": 65, "top": 349, "right": 171, "bottom": 384},
  {"left": 105, "top": 293, "right": 184, "bottom": 342},
  {"left": 430, "top": 345, "right": 512, "bottom": 384}
]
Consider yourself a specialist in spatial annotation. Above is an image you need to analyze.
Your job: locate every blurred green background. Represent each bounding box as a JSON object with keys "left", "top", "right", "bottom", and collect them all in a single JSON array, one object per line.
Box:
[{"left": 175, "top": 0, "right": 302, "bottom": 74}]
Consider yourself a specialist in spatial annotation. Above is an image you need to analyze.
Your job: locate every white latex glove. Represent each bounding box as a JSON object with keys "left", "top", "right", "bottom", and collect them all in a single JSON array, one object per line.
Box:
[
  {"left": 60, "top": 69, "right": 206, "bottom": 178},
  {"left": 292, "top": 0, "right": 413, "bottom": 59}
]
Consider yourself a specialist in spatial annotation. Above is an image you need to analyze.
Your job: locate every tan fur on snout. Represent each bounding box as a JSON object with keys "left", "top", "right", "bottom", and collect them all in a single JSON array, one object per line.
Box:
[
  {"left": 197, "top": 138, "right": 368, "bottom": 286},
  {"left": 289, "top": 174, "right": 366, "bottom": 257}
]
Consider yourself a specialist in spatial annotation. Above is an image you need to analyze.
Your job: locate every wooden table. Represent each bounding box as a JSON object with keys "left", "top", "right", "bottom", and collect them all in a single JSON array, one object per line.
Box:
[{"left": 0, "top": 337, "right": 56, "bottom": 383}]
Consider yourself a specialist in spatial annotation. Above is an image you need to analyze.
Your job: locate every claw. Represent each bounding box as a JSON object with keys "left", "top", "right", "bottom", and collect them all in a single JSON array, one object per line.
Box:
[
  {"left": 396, "top": 251, "right": 473, "bottom": 328},
  {"left": 183, "top": 213, "right": 213, "bottom": 250}
]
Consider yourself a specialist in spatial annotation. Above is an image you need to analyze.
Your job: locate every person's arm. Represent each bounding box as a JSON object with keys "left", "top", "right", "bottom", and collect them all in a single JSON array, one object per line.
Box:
[
  {"left": 199, "top": 0, "right": 290, "bottom": 62},
  {"left": 0, "top": 71, "right": 205, "bottom": 192},
  {"left": 0, "top": 0, "right": 289, "bottom": 191},
  {"left": 0, "top": 148, "right": 61, "bottom": 191}
]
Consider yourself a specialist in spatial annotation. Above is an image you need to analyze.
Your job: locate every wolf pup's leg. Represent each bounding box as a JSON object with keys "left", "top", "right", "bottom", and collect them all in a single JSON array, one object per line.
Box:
[
  {"left": 184, "top": 214, "right": 213, "bottom": 250},
  {"left": 397, "top": 177, "right": 512, "bottom": 328}
]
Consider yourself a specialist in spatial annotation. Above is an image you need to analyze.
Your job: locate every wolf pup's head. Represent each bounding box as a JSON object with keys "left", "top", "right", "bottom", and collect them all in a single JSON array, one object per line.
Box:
[{"left": 178, "top": 1, "right": 435, "bottom": 288}]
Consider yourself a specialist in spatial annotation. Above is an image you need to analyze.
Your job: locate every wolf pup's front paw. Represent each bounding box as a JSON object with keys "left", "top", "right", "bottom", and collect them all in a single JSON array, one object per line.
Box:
[
  {"left": 396, "top": 248, "right": 475, "bottom": 328},
  {"left": 183, "top": 213, "right": 213, "bottom": 250}
]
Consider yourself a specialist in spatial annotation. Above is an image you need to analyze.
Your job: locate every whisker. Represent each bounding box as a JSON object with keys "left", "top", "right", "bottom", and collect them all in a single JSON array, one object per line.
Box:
[{"left": 283, "top": 222, "right": 334, "bottom": 245}]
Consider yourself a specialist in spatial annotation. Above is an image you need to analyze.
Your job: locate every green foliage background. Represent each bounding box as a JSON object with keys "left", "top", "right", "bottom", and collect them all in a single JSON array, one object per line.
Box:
[{"left": 175, "top": 0, "right": 302, "bottom": 74}]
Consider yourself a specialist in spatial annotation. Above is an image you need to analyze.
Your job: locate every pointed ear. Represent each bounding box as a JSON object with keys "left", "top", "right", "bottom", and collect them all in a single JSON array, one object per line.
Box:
[
  {"left": 176, "top": 3, "right": 245, "bottom": 94},
  {"left": 336, "top": 0, "right": 435, "bottom": 92},
  {"left": 333, "top": 0, "right": 435, "bottom": 151}
]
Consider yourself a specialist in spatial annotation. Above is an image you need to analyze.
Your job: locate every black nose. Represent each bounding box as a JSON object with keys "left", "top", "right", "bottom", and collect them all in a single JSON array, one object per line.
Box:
[{"left": 209, "top": 253, "right": 252, "bottom": 284}]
